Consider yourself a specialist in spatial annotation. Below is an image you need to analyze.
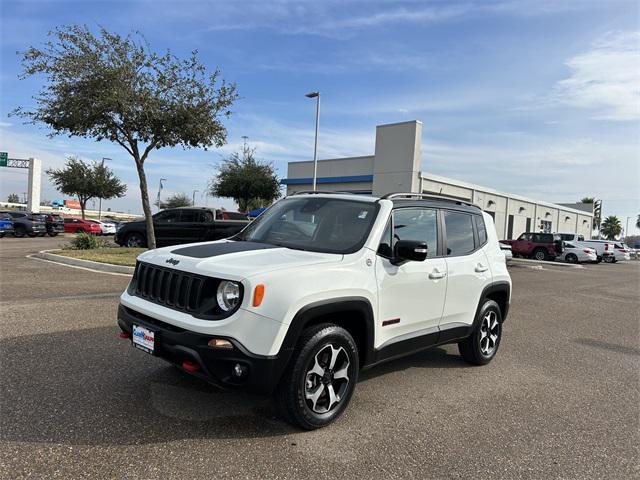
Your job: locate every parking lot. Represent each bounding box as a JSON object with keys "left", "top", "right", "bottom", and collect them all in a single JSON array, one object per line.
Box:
[{"left": 0, "top": 236, "right": 638, "bottom": 479}]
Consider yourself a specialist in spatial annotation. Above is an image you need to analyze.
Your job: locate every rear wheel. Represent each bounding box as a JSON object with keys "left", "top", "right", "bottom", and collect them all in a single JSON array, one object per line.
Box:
[
  {"left": 124, "top": 232, "right": 146, "bottom": 248},
  {"left": 48, "top": 231, "right": 59, "bottom": 237},
  {"left": 565, "top": 253, "right": 579, "bottom": 263},
  {"left": 459, "top": 299, "right": 502, "bottom": 365},
  {"left": 13, "top": 226, "right": 26, "bottom": 238},
  {"left": 604, "top": 256, "right": 615, "bottom": 263},
  {"left": 275, "top": 324, "right": 359, "bottom": 430},
  {"left": 532, "top": 248, "right": 548, "bottom": 261}
]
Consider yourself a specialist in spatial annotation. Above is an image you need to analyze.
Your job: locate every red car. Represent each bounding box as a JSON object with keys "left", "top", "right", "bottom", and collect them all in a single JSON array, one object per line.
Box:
[
  {"left": 63, "top": 217, "right": 102, "bottom": 234},
  {"left": 500, "top": 232, "right": 564, "bottom": 261}
]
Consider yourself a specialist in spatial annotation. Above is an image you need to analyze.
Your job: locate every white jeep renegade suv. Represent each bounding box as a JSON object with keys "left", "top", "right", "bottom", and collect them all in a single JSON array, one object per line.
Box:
[{"left": 117, "top": 192, "right": 511, "bottom": 429}]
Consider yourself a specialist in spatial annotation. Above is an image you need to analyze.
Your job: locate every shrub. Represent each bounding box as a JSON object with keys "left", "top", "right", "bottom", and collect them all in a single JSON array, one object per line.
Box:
[{"left": 67, "top": 232, "right": 111, "bottom": 250}]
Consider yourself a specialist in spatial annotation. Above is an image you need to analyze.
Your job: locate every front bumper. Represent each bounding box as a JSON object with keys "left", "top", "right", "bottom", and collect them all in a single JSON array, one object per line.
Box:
[{"left": 116, "top": 304, "right": 289, "bottom": 394}]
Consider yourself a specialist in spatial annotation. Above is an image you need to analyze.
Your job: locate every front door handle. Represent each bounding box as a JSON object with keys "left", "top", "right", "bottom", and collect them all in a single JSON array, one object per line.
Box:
[
  {"left": 429, "top": 269, "right": 447, "bottom": 280},
  {"left": 475, "top": 263, "right": 489, "bottom": 273}
]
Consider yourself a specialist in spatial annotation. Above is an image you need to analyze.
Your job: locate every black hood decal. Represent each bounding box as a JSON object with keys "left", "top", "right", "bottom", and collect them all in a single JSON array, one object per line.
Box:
[{"left": 171, "top": 241, "right": 280, "bottom": 259}]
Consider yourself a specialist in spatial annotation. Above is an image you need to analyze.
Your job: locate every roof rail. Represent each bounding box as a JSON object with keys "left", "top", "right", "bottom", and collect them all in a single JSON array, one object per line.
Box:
[
  {"left": 290, "top": 190, "right": 350, "bottom": 196},
  {"left": 379, "top": 192, "right": 477, "bottom": 208}
]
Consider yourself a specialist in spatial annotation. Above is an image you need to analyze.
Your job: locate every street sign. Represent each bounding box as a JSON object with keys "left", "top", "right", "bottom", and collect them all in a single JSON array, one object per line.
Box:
[{"left": 0, "top": 152, "right": 7, "bottom": 167}]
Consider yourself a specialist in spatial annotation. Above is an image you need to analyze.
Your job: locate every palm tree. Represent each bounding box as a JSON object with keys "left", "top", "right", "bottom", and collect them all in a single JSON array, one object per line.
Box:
[
  {"left": 600, "top": 216, "right": 622, "bottom": 240},
  {"left": 580, "top": 197, "right": 594, "bottom": 204},
  {"left": 636, "top": 214, "right": 640, "bottom": 230}
]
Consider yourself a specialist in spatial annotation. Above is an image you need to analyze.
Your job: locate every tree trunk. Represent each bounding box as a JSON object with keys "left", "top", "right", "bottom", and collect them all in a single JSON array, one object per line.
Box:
[
  {"left": 79, "top": 198, "right": 86, "bottom": 220},
  {"left": 134, "top": 160, "right": 156, "bottom": 249}
]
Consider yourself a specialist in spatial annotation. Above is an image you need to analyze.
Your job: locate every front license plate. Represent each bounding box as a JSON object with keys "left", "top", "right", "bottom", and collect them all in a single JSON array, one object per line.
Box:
[{"left": 132, "top": 324, "right": 155, "bottom": 354}]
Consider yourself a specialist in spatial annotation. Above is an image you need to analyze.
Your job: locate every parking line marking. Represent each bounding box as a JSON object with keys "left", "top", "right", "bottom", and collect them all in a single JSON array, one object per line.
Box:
[{"left": 26, "top": 254, "right": 133, "bottom": 277}]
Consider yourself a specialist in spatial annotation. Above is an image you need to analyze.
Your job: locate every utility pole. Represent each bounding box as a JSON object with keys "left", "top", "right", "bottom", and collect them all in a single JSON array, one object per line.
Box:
[
  {"left": 156, "top": 178, "right": 167, "bottom": 211},
  {"left": 192, "top": 190, "right": 199, "bottom": 206}
]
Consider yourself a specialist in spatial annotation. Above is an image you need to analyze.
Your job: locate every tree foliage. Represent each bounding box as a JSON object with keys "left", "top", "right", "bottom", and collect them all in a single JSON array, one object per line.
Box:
[
  {"left": 160, "top": 193, "right": 193, "bottom": 209},
  {"left": 600, "top": 215, "right": 622, "bottom": 240},
  {"left": 46, "top": 156, "right": 126, "bottom": 219},
  {"left": 14, "top": 25, "right": 238, "bottom": 248},
  {"left": 7, "top": 193, "right": 19, "bottom": 203},
  {"left": 209, "top": 143, "right": 281, "bottom": 212},
  {"left": 580, "top": 197, "right": 594, "bottom": 203}
]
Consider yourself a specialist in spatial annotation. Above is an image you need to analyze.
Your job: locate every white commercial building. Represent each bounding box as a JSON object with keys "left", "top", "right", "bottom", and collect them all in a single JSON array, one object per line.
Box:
[{"left": 282, "top": 120, "right": 594, "bottom": 240}]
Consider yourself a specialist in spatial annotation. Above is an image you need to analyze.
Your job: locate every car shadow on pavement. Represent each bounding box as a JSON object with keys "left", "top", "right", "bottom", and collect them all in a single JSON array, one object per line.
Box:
[
  {"left": 575, "top": 338, "right": 640, "bottom": 357},
  {"left": 358, "top": 346, "right": 468, "bottom": 383},
  {"left": 0, "top": 326, "right": 295, "bottom": 446},
  {"left": 1, "top": 326, "right": 470, "bottom": 447}
]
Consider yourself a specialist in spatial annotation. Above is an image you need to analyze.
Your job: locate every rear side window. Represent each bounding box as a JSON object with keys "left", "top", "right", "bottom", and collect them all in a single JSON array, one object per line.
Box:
[
  {"left": 179, "top": 210, "right": 198, "bottom": 222},
  {"left": 444, "top": 211, "right": 475, "bottom": 256},
  {"left": 476, "top": 216, "right": 487, "bottom": 245},
  {"left": 378, "top": 208, "right": 438, "bottom": 258}
]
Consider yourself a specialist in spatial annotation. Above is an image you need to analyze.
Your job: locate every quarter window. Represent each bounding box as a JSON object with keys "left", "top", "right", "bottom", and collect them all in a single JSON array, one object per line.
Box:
[
  {"left": 444, "top": 211, "right": 475, "bottom": 256},
  {"left": 476, "top": 216, "right": 487, "bottom": 245},
  {"left": 378, "top": 208, "right": 438, "bottom": 258}
]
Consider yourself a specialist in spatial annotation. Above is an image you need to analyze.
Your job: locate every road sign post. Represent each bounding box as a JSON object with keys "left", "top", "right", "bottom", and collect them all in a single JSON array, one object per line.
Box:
[{"left": 0, "top": 152, "right": 7, "bottom": 167}]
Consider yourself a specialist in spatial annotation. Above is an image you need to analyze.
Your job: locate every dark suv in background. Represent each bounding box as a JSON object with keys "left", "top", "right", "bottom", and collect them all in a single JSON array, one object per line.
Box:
[
  {"left": 0, "top": 211, "right": 47, "bottom": 238},
  {"left": 39, "top": 213, "right": 65, "bottom": 237},
  {"left": 115, "top": 207, "right": 250, "bottom": 248}
]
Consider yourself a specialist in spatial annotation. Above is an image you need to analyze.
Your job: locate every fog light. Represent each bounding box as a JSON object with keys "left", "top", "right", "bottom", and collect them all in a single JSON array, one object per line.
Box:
[
  {"left": 233, "top": 363, "right": 248, "bottom": 378},
  {"left": 208, "top": 338, "right": 233, "bottom": 350}
]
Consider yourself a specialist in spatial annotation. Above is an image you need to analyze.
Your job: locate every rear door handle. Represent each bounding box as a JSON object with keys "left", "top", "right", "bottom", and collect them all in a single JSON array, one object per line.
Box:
[
  {"left": 475, "top": 263, "right": 489, "bottom": 273},
  {"left": 429, "top": 269, "right": 447, "bottom": 280}
]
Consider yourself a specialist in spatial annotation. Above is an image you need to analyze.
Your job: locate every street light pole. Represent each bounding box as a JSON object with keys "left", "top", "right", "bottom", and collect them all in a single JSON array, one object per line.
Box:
[
  {"left": 98, "top": 157, "right": 112, "bottom": 220},
  {"left": 192, "top": 190, "right": 199, "bottom": 206},
  {"left": 305, "top": 91, "right": 320, "bottom": 191},
  {"left": 156, "top": 178, "right": 167, "bottom": 211}
]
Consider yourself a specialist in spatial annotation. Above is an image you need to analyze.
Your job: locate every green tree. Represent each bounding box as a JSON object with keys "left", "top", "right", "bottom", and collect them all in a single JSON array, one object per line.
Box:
[
  {"left": 7, "top": 193, "right": 19, "bottom": 203},
  {"left": 580, "top": 197, "right": 602, "bottom": 234},
  {"left": 580, "top": 197, "right": 594, "bottom": 203},
  {"left": 47, "top": 156, "right": 126, "bottom": 219},
  {"left": 600, "top": 215, "right": 622, "bottom": 240},
  {"left": 14, "top": 25, "right": 238, "bottom": 248},
  {"left": 160, "top": 193, "right": 192, "bottom": 209},
  {"left": 209, "top": 143, "right": 281, "bottom": 212}
]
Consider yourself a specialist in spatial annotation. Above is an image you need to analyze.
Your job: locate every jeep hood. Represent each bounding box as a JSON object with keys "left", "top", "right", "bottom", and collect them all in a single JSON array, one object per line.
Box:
[{"left": 137, "top": 240, "right": 342, "bottom": 280}]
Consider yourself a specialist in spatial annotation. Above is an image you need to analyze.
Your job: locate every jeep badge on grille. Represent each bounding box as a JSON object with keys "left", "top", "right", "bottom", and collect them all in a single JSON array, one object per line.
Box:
[{"left": 166, "top": 258, "right": 180, "bottom": 266}]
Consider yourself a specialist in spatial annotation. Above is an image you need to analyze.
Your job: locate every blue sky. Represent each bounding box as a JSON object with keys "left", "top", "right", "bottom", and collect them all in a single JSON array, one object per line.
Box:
[{"left": 1, "top": 0, "right": 639, "bottom": 233}]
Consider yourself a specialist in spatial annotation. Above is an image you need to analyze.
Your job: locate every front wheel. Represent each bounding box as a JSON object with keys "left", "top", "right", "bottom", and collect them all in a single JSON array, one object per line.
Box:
[
  {"left": 458, "top": 299, "right": 502, "bottom": 365},
  {"left": 604, "top": 256, "right": 615, "bottom": 263},
  {"left": 275, "top": 324, "right": 359, "bottom": 430},
  {"left": 532, "top": 249, "right": 548, "bottom": 261},
  {"left": 124, "top": 232, "right": 146, "bottom": 248}
]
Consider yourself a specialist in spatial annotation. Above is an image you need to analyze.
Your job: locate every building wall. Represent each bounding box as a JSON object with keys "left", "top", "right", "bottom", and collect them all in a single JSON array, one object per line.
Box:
[{"left": 282, "top": 120, "right": 594, "bottom": 240}]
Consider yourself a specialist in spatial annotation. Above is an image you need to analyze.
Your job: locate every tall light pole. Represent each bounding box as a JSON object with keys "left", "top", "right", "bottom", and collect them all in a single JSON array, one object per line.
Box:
[
  {"left": 625, "top": 216, "right": 632, "bottom": 239},
  {"left": 98, "top": 157, "right": 112, "bottom": 220},
  {"left": 192, "top": 190, "right": 199, "bottom": 206},
  {"left": 305, "top": 91, "right": 320, "bottom": 191},
  {"left": 156, "top": 178, "right": 167, "bottom": 211}
]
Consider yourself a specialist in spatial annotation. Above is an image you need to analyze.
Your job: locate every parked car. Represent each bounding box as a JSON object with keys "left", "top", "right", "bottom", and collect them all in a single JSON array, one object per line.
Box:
[
  {"left": 40, "top": 213, "right": 65, "bottom": 237},
  {"left": 500, "top": 232, "right": 564, "bottom": 261},
  {"left": 114, "top": 207, "right": 250, "bottom": 248},
  {"left": 0, "top": 211, "right": 47, "bottom": 237},
  {"left": 580, "top": 240, "right": 616, "bottom": 263},
  {"left": 89, "top": 220, "right": 117, "bottom": 235},
  {"left": 117, "top": 192, "right": 512, "bottom": 429},
  {"left": 500, "top": 243, "right": 513, "bottom": 262},
  {"left": 0, "top": 213, "right": 14, "bottom": 238},
  {"left": 607, "top": 242, "right": 631, "bottom": 263},
  {"left": 557, "top": 242, "right": 597, "bottom": 263},
  {"left": 63, "top": 217, "right": 102, "bottom": 235}
]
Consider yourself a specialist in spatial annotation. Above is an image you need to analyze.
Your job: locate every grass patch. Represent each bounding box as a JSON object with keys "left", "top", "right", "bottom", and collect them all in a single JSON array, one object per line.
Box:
[{"left": 55, "top": 248, "right": 146, "bottom": 267}]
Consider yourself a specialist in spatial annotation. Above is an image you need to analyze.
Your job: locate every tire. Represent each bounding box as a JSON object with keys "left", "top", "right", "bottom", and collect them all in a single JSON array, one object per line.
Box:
[
  {"left": 274, "top": 323, "right": 359, "bottom": 430},
  {"left": 532, "top": 248, "right": 548, "bottom": 261},
  {"left": 604, "top": 256, "right": 615, "bottom": 263},
  {"left": 47, "top": 232, "right": 59, "bottom": 237},
  {"left": 37, "top": 233, "right": 46, "bottom": 237},
  {"left": 565, "top": 253, "right": 579, "bottom": 263},
  {"left": 458, "top": 299, "right": 502, "bottom": 366},
  {"left": 596, "top": 256, "right": 602, "bottom": 264},
  {"left": 124, "top": 232, "right": 146, "bottom": 248},
  {"left": 27, "top": 232, "right": 37, "bottom": 237},
  {"left": 13, "top": 226, "right": 26, "bottom": 238}
]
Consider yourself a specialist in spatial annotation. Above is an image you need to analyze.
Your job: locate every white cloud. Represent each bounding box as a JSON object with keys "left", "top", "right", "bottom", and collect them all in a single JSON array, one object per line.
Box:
[{"left": 553, "top": 31, "right": 640, "bottom": 121}]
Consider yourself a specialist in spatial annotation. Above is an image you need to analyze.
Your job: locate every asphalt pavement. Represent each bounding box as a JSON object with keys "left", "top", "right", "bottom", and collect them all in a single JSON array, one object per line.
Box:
[{"left": 1, "top": 236, "right": 638, "bottom": 479}]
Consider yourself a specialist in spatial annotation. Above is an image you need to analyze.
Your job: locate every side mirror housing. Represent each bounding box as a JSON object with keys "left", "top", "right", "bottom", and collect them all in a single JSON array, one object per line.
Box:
[{"left": 392, "top": 240, "right": 428, "bottom": 265}]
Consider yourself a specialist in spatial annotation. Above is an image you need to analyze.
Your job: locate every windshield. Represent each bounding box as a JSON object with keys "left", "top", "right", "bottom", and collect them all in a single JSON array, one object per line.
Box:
[{"left": 234, "top": 197, "right": 379, "bottom": 254}]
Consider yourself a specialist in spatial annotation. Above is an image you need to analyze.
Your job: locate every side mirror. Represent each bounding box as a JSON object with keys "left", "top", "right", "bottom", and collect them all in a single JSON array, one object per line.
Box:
[{"left": 392, "top": 240, "right": 428, "bottom": 265}]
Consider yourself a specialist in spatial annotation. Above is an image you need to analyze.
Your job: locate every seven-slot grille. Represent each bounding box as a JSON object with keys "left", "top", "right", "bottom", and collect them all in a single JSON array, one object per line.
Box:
[{"left": 132, "top": 262, "right": 208, "bottom": 313}]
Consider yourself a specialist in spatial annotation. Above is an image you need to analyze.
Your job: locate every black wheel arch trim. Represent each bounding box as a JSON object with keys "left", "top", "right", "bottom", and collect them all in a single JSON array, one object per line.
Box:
[{"left": 474, "top": 281, "right": 511, "bottom": 327}]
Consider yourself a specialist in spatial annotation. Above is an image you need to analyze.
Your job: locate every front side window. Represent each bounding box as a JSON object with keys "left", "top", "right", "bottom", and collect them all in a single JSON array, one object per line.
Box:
[
  {"left": 378, "top": 208, "right": 438, "bottom": 258},
  {"left": 154, "top": 210, "right": 180, "bottom": 223},
  {"left": 444, "top": 211, "right": 475, "bottom": 256},
  {"left": 234, "top": 197, "right": 378, "bottom": 254}
]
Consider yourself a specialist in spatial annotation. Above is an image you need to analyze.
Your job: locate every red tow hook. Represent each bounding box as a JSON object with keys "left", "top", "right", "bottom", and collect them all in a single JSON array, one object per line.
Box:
[
  {"left": 182, "top": 360, "right": 201, "bottom": 373},
  {"left": 118, "top": 331, "right": 131, "bottom": 339}
]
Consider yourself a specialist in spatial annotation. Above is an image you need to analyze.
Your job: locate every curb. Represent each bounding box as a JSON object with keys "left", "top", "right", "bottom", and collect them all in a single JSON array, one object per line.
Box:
[
  {"left": 509, "top": 258, "right": 584, "bottom": 269},
  {"left": 33, "top": 249, "right": 135, "bottom": 275}
]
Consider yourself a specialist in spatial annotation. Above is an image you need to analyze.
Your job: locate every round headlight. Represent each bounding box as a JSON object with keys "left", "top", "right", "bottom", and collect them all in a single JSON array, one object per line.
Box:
[{"left": 216, "top": 281, "right": 241, "bottom": 312}]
